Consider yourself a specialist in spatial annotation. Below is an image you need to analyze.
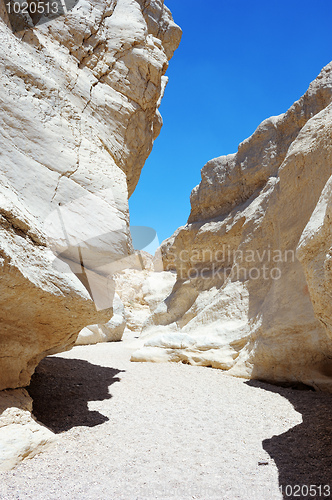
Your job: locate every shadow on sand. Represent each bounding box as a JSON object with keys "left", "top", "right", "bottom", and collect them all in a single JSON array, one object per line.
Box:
[
  {"left": 27, "top": 356, "right": 123, "bottom": 433},
  {"left": 246, "top": 380, "right": 332, "bottom": 499}
]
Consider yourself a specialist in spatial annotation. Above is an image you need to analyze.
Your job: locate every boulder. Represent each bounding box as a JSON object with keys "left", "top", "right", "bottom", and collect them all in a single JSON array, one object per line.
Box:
[{"left": 0, "top": 389, "right": 55, "bottom": 471}]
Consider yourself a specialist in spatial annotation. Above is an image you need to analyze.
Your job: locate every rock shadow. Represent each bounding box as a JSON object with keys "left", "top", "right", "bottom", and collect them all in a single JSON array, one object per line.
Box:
[
  {"left": 27, "top": 356, "right": 123, "bottom": 433},
  {"left": 246, "top": 380, "right": 332, "bottom": 499}
]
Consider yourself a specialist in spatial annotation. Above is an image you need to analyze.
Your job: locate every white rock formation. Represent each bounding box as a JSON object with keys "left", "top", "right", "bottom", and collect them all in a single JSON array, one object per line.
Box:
[
  {"left": 0, "top": 0, "right": 181, "bottom": 389},
  {"left": 116, "top": 267, "right": 177, "bottom": 333},
  {"left": 113, "top": 252, "right": 177, "bottom": 332},
  {"left": 297, "top": 175, "right": 332, "bottom": 353},
  {"left": 76, "top": 293, "right": 126, "bottom": 344},
  {"left": 0, "top": 389, "right": 55, "bottom": 471},
  {"left": 132, "top": 63, "right": 332, "bottom": 391},
  {"left": 75, "top": 250, "right": 176, "bottom": 344}
]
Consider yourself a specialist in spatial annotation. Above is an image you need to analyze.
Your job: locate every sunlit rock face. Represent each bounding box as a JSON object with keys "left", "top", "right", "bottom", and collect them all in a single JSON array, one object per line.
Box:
[
  {"left": 0, "top": 389, "right": 55, "bottom": 471},
  {"left": 0, "top": 0, "right": 181, "bottom": 390},
  {"left": 76, "top": 293, "right": 127, "bottom": 344},
  {"left": 297, "top": 176, "right": 332, "bottom": 354},
  {"left": 75, "top": 251, "right": 177, "bottom": 345},
  {"left": 133, "top": 63, "right": 332, "bottom": 391}
]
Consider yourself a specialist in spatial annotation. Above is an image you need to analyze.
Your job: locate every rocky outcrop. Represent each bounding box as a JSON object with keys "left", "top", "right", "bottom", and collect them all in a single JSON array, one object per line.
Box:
[
  {"left": 133, "top": 63, "right": 332, "bottom": 391},
  {"left": 76, "top": 293, "right": 127, "bottom": 344},
  {"left": 75, "top": 252, "right": 177, "bottom": 344},
  {"left": 0, "top": 0, "right": 181, "bottom": 390},
  {"left": 114, "top": 254, "right": 176, "bottom": 332},
  {"left": 0, "top": 389, "right": 55, "bottom": 471}
]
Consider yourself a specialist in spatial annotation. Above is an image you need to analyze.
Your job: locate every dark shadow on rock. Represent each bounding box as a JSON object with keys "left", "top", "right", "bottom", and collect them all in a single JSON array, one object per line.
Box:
[
  {"left": 246, "top": 380, "right": 332, "bottom": 499},
  {"left": 27, "top": 356, "right": 123, "bottom": 433}
]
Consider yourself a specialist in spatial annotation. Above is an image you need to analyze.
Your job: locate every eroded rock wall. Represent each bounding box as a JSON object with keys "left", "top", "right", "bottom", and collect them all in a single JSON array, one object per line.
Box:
[
  {"left": 133, "top": 63, "right": 332, "bottom": 391},
  {"left": 0, "top": 0, "right": 181, "bottom": 389}
]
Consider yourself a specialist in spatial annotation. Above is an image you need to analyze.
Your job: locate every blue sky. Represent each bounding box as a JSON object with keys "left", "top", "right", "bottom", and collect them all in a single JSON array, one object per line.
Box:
[{"left": 129, "top": 0, "right": 332, "bottom": 252}]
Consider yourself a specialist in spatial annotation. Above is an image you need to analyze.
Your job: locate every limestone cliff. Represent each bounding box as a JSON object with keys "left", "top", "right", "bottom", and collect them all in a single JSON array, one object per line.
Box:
[
  {"left": 0, "top": 0, "right": 181, "bottom": 390},
  {"left": 133, "top": 63, "right": 332, "bottom": 391}
]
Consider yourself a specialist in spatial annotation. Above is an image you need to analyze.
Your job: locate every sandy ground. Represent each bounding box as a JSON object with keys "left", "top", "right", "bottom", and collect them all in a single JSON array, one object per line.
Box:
[{"left": 0, "top": 331, "right": 332, "bottom": 500}]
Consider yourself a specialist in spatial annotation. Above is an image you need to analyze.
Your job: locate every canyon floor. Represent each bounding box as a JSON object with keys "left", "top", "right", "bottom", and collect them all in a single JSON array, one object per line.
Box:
[{"left": 0, "top": 331, "right": 331, "bottom": 500}]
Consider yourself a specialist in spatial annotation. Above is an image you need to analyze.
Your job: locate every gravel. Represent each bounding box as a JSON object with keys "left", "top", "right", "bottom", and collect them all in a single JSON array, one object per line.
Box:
[{"left": 0, "top": 332, "right": 331, "bottom": 500}]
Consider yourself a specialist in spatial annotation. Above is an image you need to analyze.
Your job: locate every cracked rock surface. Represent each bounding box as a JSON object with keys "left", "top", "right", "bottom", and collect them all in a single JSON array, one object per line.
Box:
[{"left": 0, "top": 0, "right": 181, "bottom": 390}]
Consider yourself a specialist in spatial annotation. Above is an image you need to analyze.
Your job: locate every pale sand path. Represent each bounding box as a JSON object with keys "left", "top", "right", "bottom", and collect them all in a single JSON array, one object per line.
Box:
[{"left": 1, "top": 331, "right": 332, "bottom": 500}]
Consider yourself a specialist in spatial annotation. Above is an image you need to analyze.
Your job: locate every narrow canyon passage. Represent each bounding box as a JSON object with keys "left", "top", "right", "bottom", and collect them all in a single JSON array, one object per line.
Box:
[{"left": 1, "top": 332, "right": 331, "bottom": 500}]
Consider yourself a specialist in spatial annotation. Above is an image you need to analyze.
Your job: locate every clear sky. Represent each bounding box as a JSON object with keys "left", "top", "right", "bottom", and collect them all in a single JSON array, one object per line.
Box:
[{"left": 129, "top": 0, "right": 332, "bottom": 252}]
